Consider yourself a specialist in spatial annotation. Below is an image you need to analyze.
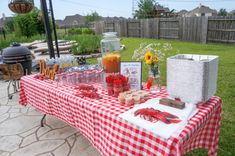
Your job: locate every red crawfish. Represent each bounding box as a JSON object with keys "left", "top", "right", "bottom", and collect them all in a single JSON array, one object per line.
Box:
[{"left": 134, "top": 108, "right": 181, "bottom": 124}]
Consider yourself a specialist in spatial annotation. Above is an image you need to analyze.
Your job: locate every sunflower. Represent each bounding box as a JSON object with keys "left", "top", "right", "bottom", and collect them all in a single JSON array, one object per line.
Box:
[
  {"left": 144, "top": 51, "right": 153, "bottom": 65},
  {"left": 152, "top": 56, "right": 159, "bottom": 63}
]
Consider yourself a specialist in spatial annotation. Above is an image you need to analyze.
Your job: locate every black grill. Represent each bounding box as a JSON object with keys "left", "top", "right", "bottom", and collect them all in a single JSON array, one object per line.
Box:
[{"left": 2, "top": 43, "right": 32, "bottom": 75}]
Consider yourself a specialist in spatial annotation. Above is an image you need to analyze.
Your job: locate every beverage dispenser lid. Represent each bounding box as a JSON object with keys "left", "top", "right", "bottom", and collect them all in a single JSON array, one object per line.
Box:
[{"left": 103, "top": 32, "right": 117, "bottom": 38}]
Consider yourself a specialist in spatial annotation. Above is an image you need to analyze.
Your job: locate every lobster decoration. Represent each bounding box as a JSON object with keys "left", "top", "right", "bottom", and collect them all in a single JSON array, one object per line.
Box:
[{"left": 134, "top": 108, "right": 181, "bottom": 124}]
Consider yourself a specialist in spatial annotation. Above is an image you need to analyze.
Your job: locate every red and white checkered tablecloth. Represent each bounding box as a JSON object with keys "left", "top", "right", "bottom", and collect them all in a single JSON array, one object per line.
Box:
[{"left": 19, "top": 74, "right": 222, "bottom": 156}]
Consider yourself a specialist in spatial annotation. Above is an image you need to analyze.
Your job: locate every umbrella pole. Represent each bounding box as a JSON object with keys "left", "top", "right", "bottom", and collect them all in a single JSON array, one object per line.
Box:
[{"left": 40, "top": 0, "right": 55, "bottom": 59}]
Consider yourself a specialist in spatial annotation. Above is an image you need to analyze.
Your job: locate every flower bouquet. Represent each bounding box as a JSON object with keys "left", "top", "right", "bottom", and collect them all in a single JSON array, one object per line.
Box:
[{"left": 132, "top": 43, "right": 173, "bottom": 93}]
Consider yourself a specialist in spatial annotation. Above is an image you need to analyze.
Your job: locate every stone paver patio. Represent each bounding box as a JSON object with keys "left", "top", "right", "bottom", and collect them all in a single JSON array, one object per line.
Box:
[{"left": 0, "top": 80, "right": 101, "bottom": 156}]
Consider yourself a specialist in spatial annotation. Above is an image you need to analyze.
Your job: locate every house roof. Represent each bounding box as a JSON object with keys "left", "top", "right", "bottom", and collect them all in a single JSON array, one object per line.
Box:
[
  {"left": 187, "top": 5, "right": 217, "bottom": 16},
  {"left": 63, "top": 14, "right": 85, "bottom": 25},
  {"left": 55, "top": 19, "right": 64, "bottom": 27},
  {"left": 55, "top": 14, "right": 127, "bottom": 28},
  {"left": 230, "top": 10, "right": 235, "bottom": 14},
  {"left": 154, "top": 4, "right": 170, "bottom": 12},
  {"left": 101, "top": 16, "right": 126, "bottom": 21},
  {"left": 178, "top": 9, "right": 188, "bottom": 15}
]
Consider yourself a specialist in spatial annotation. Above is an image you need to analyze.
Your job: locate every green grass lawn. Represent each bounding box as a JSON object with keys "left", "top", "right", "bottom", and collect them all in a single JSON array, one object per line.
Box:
[{"left": 89, "top": 38, "right": 235, "bottom": 156}]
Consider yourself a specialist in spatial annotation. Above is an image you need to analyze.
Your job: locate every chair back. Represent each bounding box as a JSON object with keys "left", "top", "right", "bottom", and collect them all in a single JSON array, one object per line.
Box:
[{"left": 0, "top": 63, "right": 24, "bottom": 80}]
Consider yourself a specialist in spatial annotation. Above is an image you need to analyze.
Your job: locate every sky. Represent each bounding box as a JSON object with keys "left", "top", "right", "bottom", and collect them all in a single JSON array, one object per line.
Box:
[{"left": 0, "top": 0, "right": 235, "bottom": 20}]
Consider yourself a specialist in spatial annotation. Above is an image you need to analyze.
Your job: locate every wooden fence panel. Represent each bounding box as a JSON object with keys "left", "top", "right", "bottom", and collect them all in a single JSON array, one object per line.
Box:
[
  {"left": 118, "top": 20, "right": 128, "bottom": 37},
  {"left": 94, "top": 21, "right": 105, "bottom": 34},
  {"left": 207, "top": 16, "right": 235, "bottom": 43},
  {"left": 104, "top": 21, "right": 115, "bottom": 32},
  {"left": 159, "top": 18, "right": 179, "bottom": 39},
  {"left": 140, "top": 18, "right": 159, "bottom": 38},
  {"left": 140, "top": 19, "right": 149, "bottom": 38},
  {"left": 182, "top": 17, "right": 204, "bottom": 42},
  {"left": 127, "top": 20, "right": 141, "bottom": 37}
]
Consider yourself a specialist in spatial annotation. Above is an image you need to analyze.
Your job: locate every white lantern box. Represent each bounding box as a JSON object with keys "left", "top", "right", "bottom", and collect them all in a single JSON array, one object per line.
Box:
[{"left": 167, "top": 54, "right": 219, "bottom": 103}]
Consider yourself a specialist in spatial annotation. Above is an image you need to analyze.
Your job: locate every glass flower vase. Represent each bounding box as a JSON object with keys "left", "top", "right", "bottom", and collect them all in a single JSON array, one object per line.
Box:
[{"left": 148, "top": 65, "right": 161, "bottom": 94}]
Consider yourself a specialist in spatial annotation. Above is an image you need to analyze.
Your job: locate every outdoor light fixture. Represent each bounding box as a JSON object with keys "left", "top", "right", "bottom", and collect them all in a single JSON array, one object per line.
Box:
[
  {"left": 8, "top": 0, "right": 59, "bottom": 58},
  {"left": 8, "top": 0, "right": 34, "bottom": 14}
]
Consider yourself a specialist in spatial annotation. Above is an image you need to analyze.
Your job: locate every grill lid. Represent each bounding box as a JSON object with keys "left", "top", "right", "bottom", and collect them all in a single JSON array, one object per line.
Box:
[{"left": 2, "top": 42, "right": 31, "bottom": 57}]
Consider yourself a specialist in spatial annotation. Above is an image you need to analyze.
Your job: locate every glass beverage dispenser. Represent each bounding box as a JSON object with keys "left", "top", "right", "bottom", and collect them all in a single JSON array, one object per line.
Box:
[{"left": 101, "top": 32, "right": 121, "bottom": 73}]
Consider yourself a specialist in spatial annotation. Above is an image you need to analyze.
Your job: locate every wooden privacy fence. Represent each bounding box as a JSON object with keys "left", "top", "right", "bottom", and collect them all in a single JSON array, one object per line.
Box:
[
  {"left": 207, "top": 16, "right": 235, "bottom": 43},
  {"left": 89, "top": 16, "right": 235, "bottom": 44}
]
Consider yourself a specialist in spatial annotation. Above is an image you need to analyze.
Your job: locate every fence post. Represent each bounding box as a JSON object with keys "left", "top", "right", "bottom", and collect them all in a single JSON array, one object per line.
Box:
[
  {"left": 94, "top": 21, "right": 99, "bottom": 34},
  {"left": 126, "top": 20, "right": 129, "bottom": 37},
  {"left": 181, "top": 17, "right": 186, "bottom": 41},
  {"left": 150, "top": 18, "right": 157, "bottom": 39},
  {"left": 140, "top": 19, "right": 145, "bottom": 38},
  {"left": 2, "top": 28, "right": 6, "bottom": 40},
  {"left": 178, "top": 17, "right": 183, "bottom": 40},
  {"left": 201, "top": 16, "right": 208, "bottom": 44},
  {"left": 115, "top": 21, "right": 120, "bottom": 36},
  {"left": 97, "top": 21, "right": 105, "bottom": 35},
  {"left": 120, "top": 19, "right": 128, "bottom": 37},
  {"left": 141, "top": 18, "right": 154, "bottom": 38},
  {"left": 119, "top": 20, "right": 125, "bottom": 37},
  {"left": 156, "top": 18, "right": 160, "bottom": 39}
]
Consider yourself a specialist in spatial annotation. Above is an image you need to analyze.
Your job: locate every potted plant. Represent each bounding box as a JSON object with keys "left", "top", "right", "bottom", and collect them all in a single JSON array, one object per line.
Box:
[{"left": 8, "top": 0, "right": 34, "bottom": 14}]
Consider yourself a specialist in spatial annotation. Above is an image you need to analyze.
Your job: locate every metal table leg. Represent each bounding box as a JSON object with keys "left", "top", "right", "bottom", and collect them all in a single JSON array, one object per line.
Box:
[
  {"left": 41, "top": 114, "right": 46, "bottom": 127},
  {"left": 7, "top": 80, "right": 13, "bottom": 100}
]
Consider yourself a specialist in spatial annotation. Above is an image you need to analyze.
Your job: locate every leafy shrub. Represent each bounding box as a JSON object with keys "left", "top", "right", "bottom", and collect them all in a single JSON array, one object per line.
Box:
[
  {"left": 68, "top": 28, "right": 82, "bottom": 35},
  {"left": 66, "top": 34, "right": 101, "bottom": 55},
  {"left": 4, "top": 20, "right": 15, "bottom": 32},
  {"left": 68, "top": 28, "right": 95, "bottom": 35},
  {"left": 82, "top": 28, "right": 95, "bottom": 35}
]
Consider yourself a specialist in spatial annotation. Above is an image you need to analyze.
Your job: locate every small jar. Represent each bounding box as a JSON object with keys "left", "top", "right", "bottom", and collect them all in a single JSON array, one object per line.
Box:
[
  {"left": 61, "top": 73, "right": 67, "bottom": 86},
  {"left": 118, "top": 92, "right": 126, "bottom": 104},
  {"left": 66, "top": 73, "right": 74, "bottom": 86},
  {"left": 76, "top": 72, "right": 82, "bottom": 83},
  {"left": 113, "top": 82, "right": 123, "bottom": 97},
  {"left": 95, "top": 70, "right": 102, "bottom": 83},
  {"left": 71, "top": 72, "right": 77, "bottom": 86},
  {"left": 133, "top": 95, "right": 141, "bottom": 104},
  {"left": 107, "top": 83, "right": 114, "bottom": 96},
  {"left": 123, "top": 83, "right": 130, "bottom": 91},
  {"left": 125, "top": 95, "right": 134, "bottom": 106}
]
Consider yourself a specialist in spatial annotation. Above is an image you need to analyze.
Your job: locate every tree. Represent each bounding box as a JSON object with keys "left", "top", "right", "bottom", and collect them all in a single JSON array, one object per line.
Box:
[
  {"left": 31, "top": 11, "right": 45, "bottom": 35},
  {"left": 134, "top": 0, "right": 156, "bottom": 19},
  {"left": 4, "top": 19, "right": 15, "bottom": 32},
  {"left": 85, "top": 11, "right": 101, "bottom": 24},
  {"left": 218, "top": 8, "right": 228, "bottom": 16},
  {"left": 169, "top": 9, "right": 177, "bottom": 17},
  {"left": 13, "top": 7, "right": 45, "bottom": 37}
]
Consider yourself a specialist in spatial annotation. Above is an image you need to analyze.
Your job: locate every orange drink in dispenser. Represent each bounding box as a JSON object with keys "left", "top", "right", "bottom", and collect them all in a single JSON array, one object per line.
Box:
[{"left": 102, "top": 53, "right": 121, "bottom": 73}]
